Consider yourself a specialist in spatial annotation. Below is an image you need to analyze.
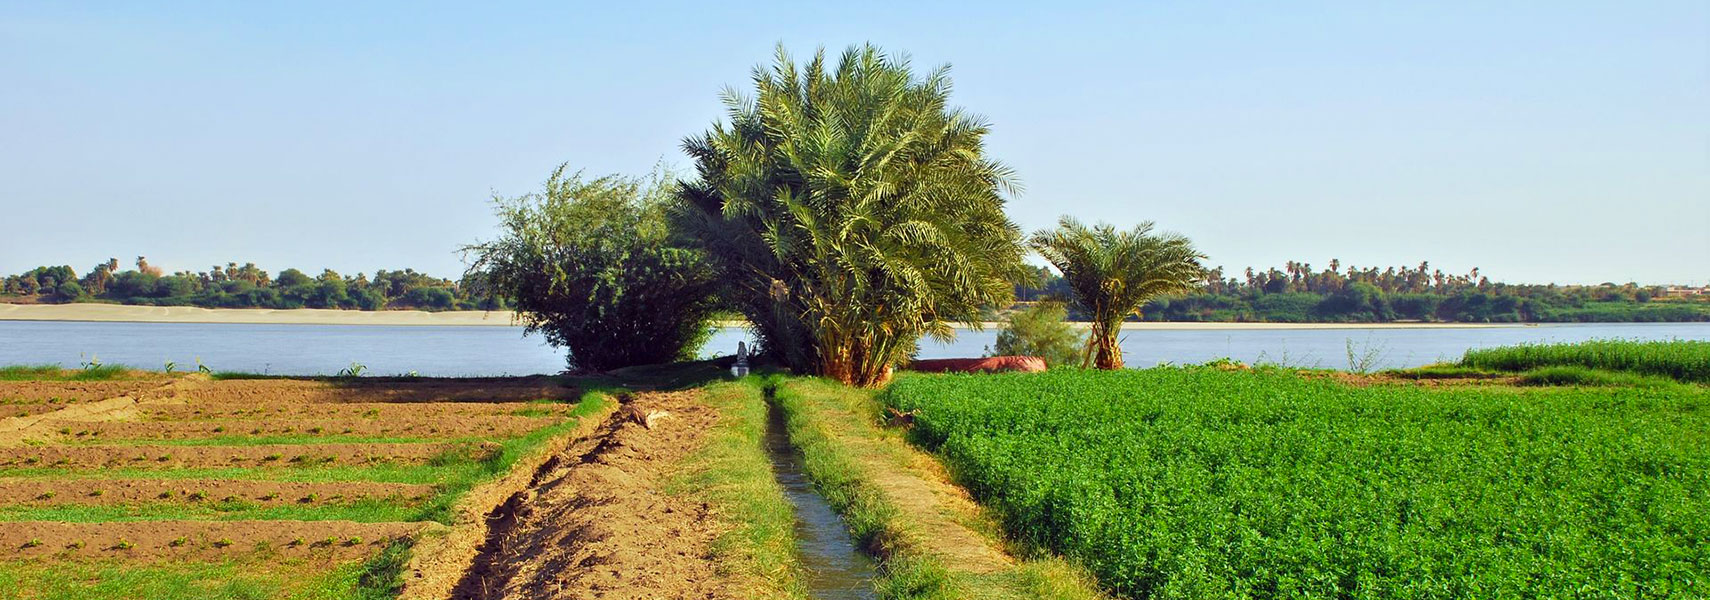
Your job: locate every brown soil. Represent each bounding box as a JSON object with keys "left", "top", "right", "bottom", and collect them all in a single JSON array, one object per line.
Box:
[
  {"left": 402, "top": 399, "right": 618, "bottom": 600},
  {"left": 0, "top": 381, "right": 164, "bottom": 404},
  {"left": 1, "top": 405, "right": 66, "bottom": 419},
  {"left": 447, "top": 391, "right": 735, "bottom": 600},
  {"left": 0, "top": 478, "right": 434, "bottom": 505},
  {"left": 0, "top": 442, "right": 453, "bottom": 470},
  {"left": 154, "top": 377, "right": 577, "bottom": 405},
  {"left": 0, "top": 519, "right": 429, "bottom": 561},
  {"left": 140, "top": 401, "right": 580, "bottom": 421},
  {"left": 40, "top": 414, "right": 557, "bottom": 441}
]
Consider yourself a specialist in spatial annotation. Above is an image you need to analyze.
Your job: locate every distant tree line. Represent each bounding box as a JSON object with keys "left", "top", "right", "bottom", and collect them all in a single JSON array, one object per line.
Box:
[
  {"left": 1018, "top": 260, "right": 1709, "bottom": 323},
  {"left": 1, "top": 257, "right": 507, "bottom": 312}
]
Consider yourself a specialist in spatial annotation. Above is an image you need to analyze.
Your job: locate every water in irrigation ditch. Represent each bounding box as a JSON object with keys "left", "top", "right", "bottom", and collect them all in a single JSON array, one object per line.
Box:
[
  {"left": 3, "top": 320, "right": 1709, "bottom": 376},
  {"left": 765, "top": 402, "right": 879, "bottom": 600}
]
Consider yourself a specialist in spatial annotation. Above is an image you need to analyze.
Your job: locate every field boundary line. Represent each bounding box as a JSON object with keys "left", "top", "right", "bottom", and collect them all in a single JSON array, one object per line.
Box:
[{"left": 398, "top": 392, "right": 617, "bottom": 600}]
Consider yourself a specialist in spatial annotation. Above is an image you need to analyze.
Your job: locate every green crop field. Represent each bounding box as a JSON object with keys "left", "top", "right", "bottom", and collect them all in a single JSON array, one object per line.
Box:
[
  {"left": 883, "top": 368, "right": 1709, "bottom": 599},
  {"left": 1461, "top": 339, "right": 1710, "bottom": 383}
]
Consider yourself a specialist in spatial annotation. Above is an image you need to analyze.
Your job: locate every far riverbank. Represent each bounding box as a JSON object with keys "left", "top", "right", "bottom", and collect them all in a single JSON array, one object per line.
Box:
[{"left": 0, "top": 303, "right": 1511, "bottom": 330}]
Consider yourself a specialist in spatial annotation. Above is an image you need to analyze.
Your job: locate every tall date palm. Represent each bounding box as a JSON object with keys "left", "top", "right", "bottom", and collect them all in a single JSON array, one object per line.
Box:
[
  {"left": 1032, "top": 218, "right": 1205, "bottom": 370},
  {"left": 675, "top": 45, "right": 1028, "bottom": 386}
]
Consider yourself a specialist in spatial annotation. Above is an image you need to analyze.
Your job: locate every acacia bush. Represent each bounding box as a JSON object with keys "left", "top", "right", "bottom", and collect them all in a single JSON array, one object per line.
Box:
[{"left": 464, "top": 165, "right": 719, "bottom": 372}]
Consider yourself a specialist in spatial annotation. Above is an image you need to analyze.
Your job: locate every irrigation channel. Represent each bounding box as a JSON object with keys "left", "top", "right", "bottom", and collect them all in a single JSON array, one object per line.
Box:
[{"left": 764, "top": 400, "right": 879, "bottom": 599}]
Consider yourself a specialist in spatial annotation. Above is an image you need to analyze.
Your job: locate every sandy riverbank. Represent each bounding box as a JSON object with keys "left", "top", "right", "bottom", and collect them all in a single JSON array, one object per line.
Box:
[{"left": 0, "top": 303, "right": 1514, "bottom": 330}]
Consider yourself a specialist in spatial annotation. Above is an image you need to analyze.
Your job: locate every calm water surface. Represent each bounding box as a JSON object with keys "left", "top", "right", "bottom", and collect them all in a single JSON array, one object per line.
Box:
[{"left": 1, "top": 320, "right": 1706, "bottom": 376}]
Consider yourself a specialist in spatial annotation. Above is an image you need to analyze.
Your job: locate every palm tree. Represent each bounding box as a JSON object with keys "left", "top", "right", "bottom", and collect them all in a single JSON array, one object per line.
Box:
[
  {"left": 1031, "top": 217, "right": 1204, "bottom": 370},
  {"left": 674, "top": 44, "right": 1027, "bottom": 386}
]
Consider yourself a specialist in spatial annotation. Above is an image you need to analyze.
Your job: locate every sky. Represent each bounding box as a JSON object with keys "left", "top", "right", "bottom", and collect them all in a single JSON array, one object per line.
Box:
[{"left": 2, "top": 1, "right": 1706, "bottom": 285}]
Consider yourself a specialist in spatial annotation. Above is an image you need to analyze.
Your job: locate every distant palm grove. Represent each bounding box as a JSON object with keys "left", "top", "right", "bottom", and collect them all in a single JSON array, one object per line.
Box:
[
  {"left": 1020, "top": 261, "right": 1710, "bottom": 323},
  {"left": 0, "top": 257, "right": 507, "bottom": 312},
  {"left": 7, "top": 255, "right": 1703, "bottom": 323}
]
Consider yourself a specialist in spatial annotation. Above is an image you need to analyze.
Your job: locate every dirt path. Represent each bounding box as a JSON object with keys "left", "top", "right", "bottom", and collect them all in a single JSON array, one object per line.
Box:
[{"left": 448, "top": 391, "right": 736, "bottom": 600}]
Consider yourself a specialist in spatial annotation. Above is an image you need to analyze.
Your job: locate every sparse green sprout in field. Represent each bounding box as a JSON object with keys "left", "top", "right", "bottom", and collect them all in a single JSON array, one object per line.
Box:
[
  {"left": 66, "top": 540, "right": 84, "bottom": 550},
  {"left": 36, "top": 491, "right": 54, "bottom": 500},
  {"left": 22, "top": 539, "right": 42, "bottom": 548},
  {"left": 212, "top": 426, "right": 224, "bottom": 433},
  {"left": 196, "top": 358, "right": 211, "bottom": 374},
  {"left": 263, "top": 454, "right": 281, "bottom": 462},
  {"left": 156, "top": 454, "right": 171, "bottom": 462},
  {"left": 308, "top": 427, "right": 323, "bottom": 434},
  {"left": 261, "top": 493, "right": 279, "bottom": 501},
  {"left": 57, "top": 427, "right": 70, "bottom": 435},
  {"left": 169, "top": 536, "right": 188, "bottom": 547},
  {"left": 164, "top": 361, "right": 177, "bottom": 374},
  {"left": 344, "top": 536, "right": 363, "bottom": 546},
  {"left": 112, "top": 539, "right": 134, "bottom": 550},
  {"left": 337, "top": 362, "right": 366, "bottom": 378},
  {"left": 288, "top": 537, "right": 304, "bottom": 546},
  {"left": 213, "top": 538, "right": 232, "bottom": 548},
  {"left": 187, "top": 491, "right": 208, "bottom": 501},
  {"left": 88, "top": 490, "right": 103, "bottom": 497},
  {"left": 157, "top": 491, "right": 174, "bottom": 499},
  {"left": 318, "top": 536, "right": 337, "bottom": 547}
]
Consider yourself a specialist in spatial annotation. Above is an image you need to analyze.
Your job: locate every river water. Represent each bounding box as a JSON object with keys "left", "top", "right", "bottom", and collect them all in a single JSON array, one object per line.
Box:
[{"left": 0, "top": 320, "right": 1706, "bottom": 377}]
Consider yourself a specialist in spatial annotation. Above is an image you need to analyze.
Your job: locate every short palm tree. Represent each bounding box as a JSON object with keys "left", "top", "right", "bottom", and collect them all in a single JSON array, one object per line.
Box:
[
  {"left": 675, "top": 45, "right": 1028, "bottom": 386},
  {"left": 1031, "top": 218, "right": 1205, "bottom": 369}
]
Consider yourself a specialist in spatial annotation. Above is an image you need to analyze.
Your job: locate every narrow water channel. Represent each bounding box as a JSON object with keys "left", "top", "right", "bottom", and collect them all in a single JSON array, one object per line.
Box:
[{"left": 764, "top": 402, "right": 879, "bottom": 600}]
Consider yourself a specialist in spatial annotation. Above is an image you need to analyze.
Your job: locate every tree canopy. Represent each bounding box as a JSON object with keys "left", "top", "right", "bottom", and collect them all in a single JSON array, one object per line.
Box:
[
  {"left": 674, "top": 44, "right": 1028, "bottom": 386},
  {"left": 463, "top": 165, "right": 720, "bottom": 372},
  {"left": 1032, "top": 217, "right": 1205, "bottom": 369}
]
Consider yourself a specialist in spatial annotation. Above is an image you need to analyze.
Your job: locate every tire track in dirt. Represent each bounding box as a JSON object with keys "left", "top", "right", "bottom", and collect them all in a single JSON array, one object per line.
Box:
[{"left": 447, "top": 391, "right": 735, "bottom": 600}]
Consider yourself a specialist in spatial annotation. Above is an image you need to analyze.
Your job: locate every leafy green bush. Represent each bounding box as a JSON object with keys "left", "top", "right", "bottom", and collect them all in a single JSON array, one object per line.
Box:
[
  {"left": 989, "top": 302, "right": 1085, "bottom": 368},
  {"left": 464, "top": 165, "right": 719, "bottom": 372},
  {"left": 883, "top": 368, "right": 1709, "bottom": 598},
  {"left": 1461, "top": 339, "right": 1710, "bottom": 383},
  {"left": 53, "top": 282, "right": 84, "bottom": 302}
]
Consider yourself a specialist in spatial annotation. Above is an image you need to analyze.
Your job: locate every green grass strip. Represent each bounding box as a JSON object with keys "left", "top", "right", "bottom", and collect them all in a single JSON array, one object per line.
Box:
[{"left": 666, "top": 378, "right": 808, "bottom": 599}]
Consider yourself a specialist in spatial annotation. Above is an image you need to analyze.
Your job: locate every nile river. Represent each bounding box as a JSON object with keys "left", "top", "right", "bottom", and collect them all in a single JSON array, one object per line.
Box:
[{"left": 1, "top": 321, "right": 1706, "bottom": 377}]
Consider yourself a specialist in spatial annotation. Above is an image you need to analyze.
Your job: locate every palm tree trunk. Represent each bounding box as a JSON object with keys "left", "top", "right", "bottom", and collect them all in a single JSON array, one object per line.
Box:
[{"left": 1091, "top": 320, "right": 1124, "bottom": 370}]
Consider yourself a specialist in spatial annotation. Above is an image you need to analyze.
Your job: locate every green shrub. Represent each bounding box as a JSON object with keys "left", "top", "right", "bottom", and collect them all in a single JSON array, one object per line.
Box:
[
  {"left": 463, "top": 165, "right": 719, "bottom": 372},
  {"left": 989, "top": 302, "right": 1085, "bottom": 368}
]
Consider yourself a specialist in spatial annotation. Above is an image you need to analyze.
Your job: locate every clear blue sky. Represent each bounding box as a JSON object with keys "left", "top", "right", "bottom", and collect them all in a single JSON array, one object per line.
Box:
[{"left": 3, "top": 1, "right": 1705, "bottom": 285}]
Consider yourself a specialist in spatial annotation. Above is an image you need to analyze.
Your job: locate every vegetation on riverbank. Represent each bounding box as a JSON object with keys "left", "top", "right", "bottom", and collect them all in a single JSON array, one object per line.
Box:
[
  {"left": 1015, "top": 260, "right": 1710, "bottom": 323},
  {"left": 1460, "top": 339, "right": 1710, "bottom": 383},
  {"left": 882, "top": 367, "right": 1708, "bottom": 598},
  {"left": 2, "top": 259, "right": 501, "bottom": 312}
]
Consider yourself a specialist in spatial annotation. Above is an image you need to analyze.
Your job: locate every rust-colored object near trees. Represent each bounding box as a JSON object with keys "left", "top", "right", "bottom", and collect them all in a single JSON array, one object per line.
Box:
[{"left": 909, "top": 356, "right": 1048, "bottom": 374}]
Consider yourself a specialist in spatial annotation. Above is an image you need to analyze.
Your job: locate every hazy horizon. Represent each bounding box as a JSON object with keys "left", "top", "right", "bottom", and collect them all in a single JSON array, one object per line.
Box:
[{"left": 3, "top": 2, "right": 1705, "bottom": 285}]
